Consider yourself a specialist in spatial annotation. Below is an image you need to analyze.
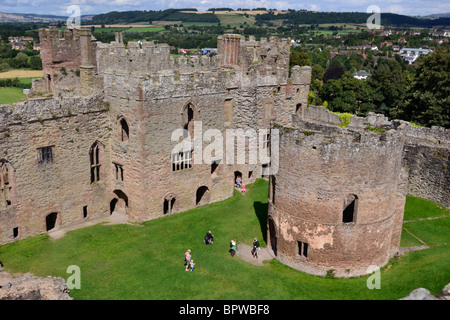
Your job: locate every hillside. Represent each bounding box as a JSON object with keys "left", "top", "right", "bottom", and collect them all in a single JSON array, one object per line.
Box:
[
  {"left": 0, "top": 12, "right": 92, "bottom": 23},
  {"left": 91, "top": 9, "right": 450, "bottom": 27}
]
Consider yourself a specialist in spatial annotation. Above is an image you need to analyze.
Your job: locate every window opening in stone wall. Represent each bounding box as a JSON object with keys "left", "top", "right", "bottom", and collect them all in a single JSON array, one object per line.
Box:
[
  {"left": 298, "top": 241, "right": 308, "bottom": 258},
  {"left": 119, "top": 118, "right": 129, "bottom": 142},
  {"left": 83, "top": 206, "right": 88, "bottom": 218},
  {"left": 38, "top": 146, "right": 53, "bottom": 164},
  {"left": 343, "top": 194, "right": 358, "bottom": 223},
  {"left": 163, "top": 196, "right": 176, "bottom": 215},
  {"left": 183, "top": 104, "right": 195, "bottom": 139},
  {"left": 211, "top": 161, "right": 219, "bottom": 174},
  {"left": 296, "top": 103, "right": 302, "bottom": 114},
  {"left": 0, "top": 161, "right": 14, "bottom": 206},
  {"left": 90, "top": 142, "right": 102, "bottom": 183},
  {"left": 172, "top": 150, "right": 192, "bottom": 172},
  {"left": 13, "top": 227, "right": 18, "bottom": 238},
  {"left": 114, "top": 163, "right": 124, "bottom": 181}
]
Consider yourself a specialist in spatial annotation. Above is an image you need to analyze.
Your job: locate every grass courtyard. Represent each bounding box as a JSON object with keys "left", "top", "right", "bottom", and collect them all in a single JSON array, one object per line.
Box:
[
  {"left": 0, "top": 87, "right": 25, "bottom": 105},
  {"left": 0, "top": 179, "right": 448, "bottom": 300}
]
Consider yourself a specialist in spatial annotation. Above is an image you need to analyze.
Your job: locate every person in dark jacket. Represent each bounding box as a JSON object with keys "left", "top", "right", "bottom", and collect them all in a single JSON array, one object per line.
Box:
[
  {"left": 204, "top": 230, "right": 214, "bottom": 245},
  {"left": 252, "top": 238, "right": 260, "bottom": 258}
]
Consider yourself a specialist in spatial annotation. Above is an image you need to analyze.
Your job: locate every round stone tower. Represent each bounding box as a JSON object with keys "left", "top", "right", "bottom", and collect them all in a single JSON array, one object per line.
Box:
[{"left": 267, "top": 114, "right": 408, "bottom": 277}]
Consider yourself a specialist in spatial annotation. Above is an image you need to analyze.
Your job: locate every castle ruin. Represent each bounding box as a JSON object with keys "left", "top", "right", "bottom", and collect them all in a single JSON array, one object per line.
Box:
[{"left": 0, "top": 27, "right": 448, "bottom": 278}]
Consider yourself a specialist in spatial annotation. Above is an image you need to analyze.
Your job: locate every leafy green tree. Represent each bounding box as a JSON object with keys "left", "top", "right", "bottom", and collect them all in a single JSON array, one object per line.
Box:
[
  {"left": 29, "top": 55, "right": 42, "bottom": 70},
  {"left": 405, "top": 46, "right": 450, "bottom": 128},
  {"left": 319, "top": 72, "right": 375, "bottom": 115},
  {"left": 368, "top": 59, "right": 408, "bottom": 119},
  {"left": 289, "top": 49, "right": 311, "bottom": 69}
]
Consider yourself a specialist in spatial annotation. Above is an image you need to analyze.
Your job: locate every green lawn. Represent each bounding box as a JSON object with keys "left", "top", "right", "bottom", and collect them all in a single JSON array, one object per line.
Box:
[
  {"left": 0, "top": 87, "right": 25, "bottom": 104},
  {"left": 0, "top": 179, "right": 448, "bottom": 300}
]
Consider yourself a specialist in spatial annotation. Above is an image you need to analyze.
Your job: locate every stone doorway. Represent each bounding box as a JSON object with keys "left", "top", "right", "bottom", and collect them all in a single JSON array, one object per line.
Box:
[
  {"left": 46, "top": 212, "right": 58, "bottom": 231},
  {"left": 268, "top": 218, "right": 277, "bottom": 256}
]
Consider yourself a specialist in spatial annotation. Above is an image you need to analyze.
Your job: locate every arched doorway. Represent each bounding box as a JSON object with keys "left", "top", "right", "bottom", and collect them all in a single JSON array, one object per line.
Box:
[
  {"left": 110, "top": 190, "right": 128, "bottom": 215},
  {"left": 46, "top": 212, "right": 58, "bottom": 231},
  {"left": 234, "top": 171, "right": 242, "bottom": 187},
  {"left": 268, "top": 218, "right": 277, "bottom": 256},
  {"left": 196, "top": 186, "right": 210, "bottom": 206}
]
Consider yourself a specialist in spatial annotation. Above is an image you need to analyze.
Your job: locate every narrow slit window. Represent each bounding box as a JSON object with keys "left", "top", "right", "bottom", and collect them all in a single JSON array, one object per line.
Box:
[
  {"left": 90, "top": 142, "right": 103, "bottom": 183},
  {"left": 298, "top": 241, "right": 308, "bottom": 258},
  {"left": 119, "top": 118, "right": 129, "bottom": 142},
  {"left": 343, "top": 194, "right": 358, "bottom": 223}
]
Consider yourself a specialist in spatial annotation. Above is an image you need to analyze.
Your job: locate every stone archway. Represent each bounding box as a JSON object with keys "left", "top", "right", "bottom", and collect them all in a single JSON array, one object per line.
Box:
[
  {"left": 46, "top": 212, "right": 59, "bottom": 231},
  {"left": 110, "top": 190, "right": 128, "bottom": 215},
  {"left": 196, "top": 186, "right": 210, "bottom": 206}
]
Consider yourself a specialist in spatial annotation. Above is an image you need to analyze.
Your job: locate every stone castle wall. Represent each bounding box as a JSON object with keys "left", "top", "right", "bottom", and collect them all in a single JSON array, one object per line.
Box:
[
  {"left": 268, "top": 111, "right": 408, "bottom": 277},
  {"left": 2, "top": 26, "right": 448, "bottom": 282},
  {"left": 0, "top": 29, "right": 309, "bottom": 243},
  {"left": 0, "top": 96, "right": 111, "bottom": 244}
]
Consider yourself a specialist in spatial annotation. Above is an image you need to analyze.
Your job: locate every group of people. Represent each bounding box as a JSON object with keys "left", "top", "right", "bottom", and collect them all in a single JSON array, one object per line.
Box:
[
  {"left": 183, "top": 231, "right": 261, "bottom": 271},
  {"left": 235, "top": 175, "right": 246, "bottom": 193}
]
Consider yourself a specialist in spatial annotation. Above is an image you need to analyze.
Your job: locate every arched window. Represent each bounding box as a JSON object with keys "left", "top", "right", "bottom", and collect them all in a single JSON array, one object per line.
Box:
[
  {"left": 343, "top": 194, "right": 358, "bottom": 223},
  {"left": 163, "top": 195, "right": 176, "bottom": 215},
  {"left": 0, "top": 160, "right": 16, "bottom": 207},
  {"left": 110, "top": 189, "right": 128, "bottom": 215},
  {"left": 90, "top": 142, "right": 103, "bottom": 184},
  {"left": 182, "top": 103, "right": 197, "bottom": 139},
  {"left": 119, "top": 117, "right": 129, "bottom": 142}
]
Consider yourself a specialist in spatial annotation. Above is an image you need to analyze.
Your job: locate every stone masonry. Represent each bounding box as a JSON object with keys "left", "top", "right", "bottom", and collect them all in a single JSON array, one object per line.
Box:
[{"left": 0, "top": 28, "right": 448, "bottom": 278}]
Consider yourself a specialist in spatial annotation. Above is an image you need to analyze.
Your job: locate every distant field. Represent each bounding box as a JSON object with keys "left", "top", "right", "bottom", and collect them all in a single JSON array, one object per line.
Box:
[
  {"left": 124, "top": 27, "right": 166, "bottom": 33},
  {"left": 184, "top": 10, "right": 287, "bottom": 16},
  {"left": 217, "top": 14, "right": 256, "bottom": 26},
  {"left": 0, "top": 87, "right": 25, "bottom": 104},
  {"left": 0, "top": 69, "right": 43, "bottom": 79}
]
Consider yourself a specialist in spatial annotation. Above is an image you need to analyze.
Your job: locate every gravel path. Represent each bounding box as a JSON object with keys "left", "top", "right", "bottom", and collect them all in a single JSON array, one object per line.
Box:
[{"left": 235, "top": 243, "right": 275, "bottom": 266}]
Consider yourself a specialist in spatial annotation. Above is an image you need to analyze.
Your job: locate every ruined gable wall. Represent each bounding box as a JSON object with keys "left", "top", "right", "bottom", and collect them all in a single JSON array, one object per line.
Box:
[{"left": 0, "top": 96, "right": 111, "bottom": 244}]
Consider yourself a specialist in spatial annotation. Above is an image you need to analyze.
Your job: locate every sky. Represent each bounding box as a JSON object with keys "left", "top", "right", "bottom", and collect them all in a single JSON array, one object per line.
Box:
[{"left": 0, "top": 0, "right": 449, "bottom": 17}]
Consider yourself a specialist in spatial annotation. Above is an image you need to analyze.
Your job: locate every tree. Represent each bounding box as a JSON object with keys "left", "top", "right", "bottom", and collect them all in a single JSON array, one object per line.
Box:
[
  {"left": 319, "top": 72, "right": 375, "bottom": 115},
  {"left": 368, "top": 59, "right": 408, "bottom": 119},
  {"left": 29, "top": 55, "right": 42, "bottom": 70},
  {"left": 323, "top": 66, "right": 344, "bottom": 83},
  {"left": 12, "top": 52, "right": 29, "bottom": 68},
  {"left": 405, "top": 46, "right": 450, "bottom": 128},
  {"left": 289, "top": 49, "right": 311, "bottom": 74}
]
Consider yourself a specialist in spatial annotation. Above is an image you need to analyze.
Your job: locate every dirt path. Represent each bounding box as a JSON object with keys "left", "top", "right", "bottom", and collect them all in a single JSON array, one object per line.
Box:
[
  {"left": 235, "top": 243, "right": 274, "bottom": 266},
  {"left": 48, "top": 212, "right": 131, "bottom": 240}
]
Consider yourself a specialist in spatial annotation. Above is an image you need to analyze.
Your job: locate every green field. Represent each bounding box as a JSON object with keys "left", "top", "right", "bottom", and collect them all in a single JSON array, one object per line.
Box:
[
  {"left": 0, "top": 179, "right": 448, "bottom": 300},
  {"left": 124, "top": 27, "right": 167, "bottom": 33},
  {"left": 0, "top": 87, "right": 25, "bottom": 104}
]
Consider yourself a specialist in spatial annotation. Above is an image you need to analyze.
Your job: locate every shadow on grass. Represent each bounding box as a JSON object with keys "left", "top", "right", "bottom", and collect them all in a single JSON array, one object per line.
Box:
[{"left": 253, "top": 201, "right": 268, "bottom": 243}]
